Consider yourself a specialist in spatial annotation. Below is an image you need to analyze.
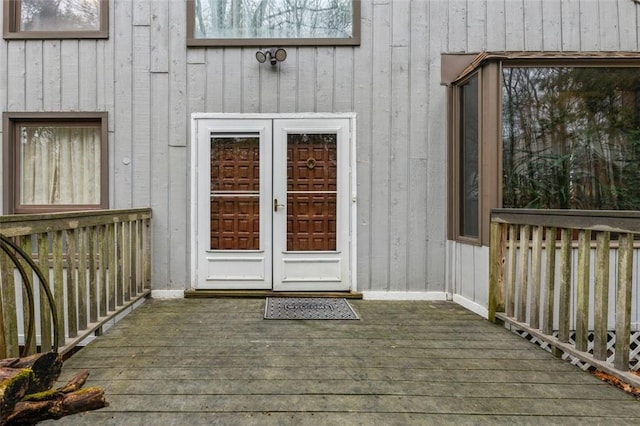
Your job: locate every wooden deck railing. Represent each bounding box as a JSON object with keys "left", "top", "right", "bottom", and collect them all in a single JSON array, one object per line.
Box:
[
  {"left": 489, "top": 208, "right": 640, "bottom": 388},
  {"left": 0, "top": 208, "right": 152, "bottom": 358}
]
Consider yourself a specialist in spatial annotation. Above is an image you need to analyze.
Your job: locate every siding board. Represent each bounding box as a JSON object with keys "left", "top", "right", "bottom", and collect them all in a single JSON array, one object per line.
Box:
[
  {"left": 541, "top": 0, "right": 562, "bottom": 50},
  {"left": 448, "top": 0, "right": 467, "bottom": 52},
  {"left": 42, "top": 40, "right": 62, "bottom": 111},
  {"left": 390, "top": 44, "right": 410, "bottom": 290},
  {"left": 25, "top": 41, "right": 43, "bottom": 110},
  {"left": 315, "top": 47, "right": 334, "bottom": 112},
  {"left": 150, "top": 0, "right": 169, "bottom": 73},
  {"left": 7, "top": 42, "right": 26, "bottom": 111},
  {"left": 523, "top": 0, "right": 543, "bottom": 51},
  {"left": 205, "top": 49, "right": 224, "bottom": 112},
  {"left": 618, "top": 0, "right": 639, "bottom": 51},
  {"left": 334, "top": 48, "right": 354, "bottom": 113},
  {"left": 390, "top": 0, "right": 410, "bottom": 291},
  {"left": 370, "top": 2, "right": 392, "bottom": 290},
  {"left": 168, "top": 146, "right": 188, "bottom": 288},
  {"left": 79, "top": 41, "right": 98, "bottom": 110},
  {"left": 579, "top": 0, "right": 600, "bottom": 50},
  {"left": 133, "top": 26, "right": 152, "bottom": 207},
  {"left": 133, "top": 0, "right": 151, "bottom": 26},
  {"left": 97, "top": 40, "right": 114, "bottom": 129},
  {"left": 407, "top": 0, "right": 430, "bottom": 291},
  {"left": 223, "top": 49, "right": 242, "bottom": 112},
  {"left": 277, "top": 48, "right": 298, "bottom": 112},
  {"left": 562, "top": 0, "right": 582, "bottom": 51},
  {"left": 0, "top": 4, "right": 5, "bottom": 111},
  {"left": 61, "top": 40, "right": 80, "bottom": 110},
  {"left": 169, "top": 0, "right": 187, "bottom": 146},
  {"left": 426, "top": 0, "right": 450, "bottom": 291},
  {"left": 467, "top": 0, "right": 487, "bottom": 52},
  {"left": 257, "top": 53, "right": 278, "bottom": 112},
  {"left": 243, "top": 49, "right": 261, "bottom": 113},
  {"left": 188, "top": 62, "right": 206, "bottom": 114},
  {"left": 505, "top": 0, "right": 525, "bottom": 51},
  {"left": 353, "top": 0, "right": 374, "bottom": 290},
  {"left": 150, "top": 73, "right": 170, "bottom": 287},
  {"left": 486, "top": 0, "right": 506, "bottom": 50},
  {"left": 599, "top": 0, "right": 621, "bottom": 51},
  {"left": 297, "top": 49, "right": 316, "bottom": 112},
  {"left": 114, "top": 0, "right": 133, "bottom": 206}
]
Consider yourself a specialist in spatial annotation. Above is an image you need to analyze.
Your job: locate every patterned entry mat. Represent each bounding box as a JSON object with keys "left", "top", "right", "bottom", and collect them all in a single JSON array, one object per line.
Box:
[{"left": 264, "top": 297, "right": 360, "bottom": 320}]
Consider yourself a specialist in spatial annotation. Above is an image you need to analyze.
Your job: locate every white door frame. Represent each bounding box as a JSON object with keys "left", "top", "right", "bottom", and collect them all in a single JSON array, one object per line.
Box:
[{"left": 190, "top": 113, "right": 357, "bottom": 292}]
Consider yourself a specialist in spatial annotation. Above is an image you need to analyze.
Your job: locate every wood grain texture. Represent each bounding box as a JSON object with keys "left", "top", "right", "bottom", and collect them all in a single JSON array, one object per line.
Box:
[{"left": 50, "top": 299, "right": 640, "bottom": 423}]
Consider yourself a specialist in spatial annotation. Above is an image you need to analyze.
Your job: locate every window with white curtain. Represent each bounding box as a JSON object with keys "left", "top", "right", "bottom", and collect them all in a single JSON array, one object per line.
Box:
[{"left": 3, "top": 112, "right": 108, "bottom": 213}]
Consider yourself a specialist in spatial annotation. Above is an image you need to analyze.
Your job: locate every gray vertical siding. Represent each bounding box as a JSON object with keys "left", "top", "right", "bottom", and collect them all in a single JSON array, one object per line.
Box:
[{"left": 1, "top": 0, "right": 639, "bottom": 295}]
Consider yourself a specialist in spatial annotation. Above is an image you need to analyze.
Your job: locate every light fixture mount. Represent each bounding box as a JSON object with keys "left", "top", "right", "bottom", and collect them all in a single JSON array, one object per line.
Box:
[{"left": 256, "top": 48, "right": 287, "bottom": 66}]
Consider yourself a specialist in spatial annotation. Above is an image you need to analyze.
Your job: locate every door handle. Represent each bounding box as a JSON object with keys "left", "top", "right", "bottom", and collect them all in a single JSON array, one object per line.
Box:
[{"left": 274, "top": 198, "right": 285, "bottom": 212}]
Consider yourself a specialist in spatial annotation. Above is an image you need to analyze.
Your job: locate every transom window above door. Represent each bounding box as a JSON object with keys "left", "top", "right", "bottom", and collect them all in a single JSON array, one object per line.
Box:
[
  {"left": 187, "top": 0, "right": 361, "bottom": 46},
  {"left": 3, "top": 0, "right": 108, "bottom": 39}
]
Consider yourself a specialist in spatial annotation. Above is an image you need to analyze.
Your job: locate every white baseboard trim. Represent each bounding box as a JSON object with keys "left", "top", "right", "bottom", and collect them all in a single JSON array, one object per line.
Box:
[
  {"left": 362, "top": 291, "right": 448, "bottom": 301},
  {"left": 452, "top": 294, "right": 488, "bottom": 319},
  {"left": 151, "top": 290, "right": 185, "bottom": 299}
]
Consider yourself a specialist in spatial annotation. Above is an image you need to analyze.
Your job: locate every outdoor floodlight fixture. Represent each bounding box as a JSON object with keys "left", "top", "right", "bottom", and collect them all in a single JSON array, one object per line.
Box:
[{"left": 256, "top": 48, "right": 287, "bottom": 66}]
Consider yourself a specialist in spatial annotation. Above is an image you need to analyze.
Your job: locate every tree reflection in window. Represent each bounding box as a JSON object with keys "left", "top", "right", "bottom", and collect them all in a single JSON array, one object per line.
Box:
[
  {"left": 502, "top": 67, "right": 640, "bottom": 210},
  {"left": 193, "top": 0, "right": 354, "bottom": 39},
  {"left": 20, "top": 0, "right": 101, "bottom": 32}
]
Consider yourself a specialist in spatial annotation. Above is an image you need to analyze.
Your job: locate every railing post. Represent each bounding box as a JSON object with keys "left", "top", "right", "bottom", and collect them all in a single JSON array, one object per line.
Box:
[
  {"left": 557, "top": 228, "right": 572, "bottom": 357},
  {"left": 575, "top": 230, "right": 591, "bottom": 352},
  {"left": 542, "top": 227, "right": 556, "bottom": 335},
  {"left": 593, "top": 231, "right": 610, "bottom": 361},
  {"left": 615, "top": 233, "right": 633, "bottom": 371},
  {"left": 506, "top": 225, "right": 517, "bottom": 317},
  {"left": 517, "top": 225, "right": 531, "bottom": 323},
  {"left": 144, "top": 218, "right": 152, "bottom": 290},
  {"left": 488, "top": 221, "right": 505, "bottom": 322},
  {"left": 530, "top": 226, "right": 543, "bottom": 329},
  {"left": 0, "top": 243, "right": 19, "bottom": 357}
]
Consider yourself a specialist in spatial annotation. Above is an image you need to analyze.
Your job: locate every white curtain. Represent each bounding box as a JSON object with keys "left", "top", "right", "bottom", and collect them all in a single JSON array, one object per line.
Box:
[{"left": 20, "top": 126, "right": 101, "bottom": 205}]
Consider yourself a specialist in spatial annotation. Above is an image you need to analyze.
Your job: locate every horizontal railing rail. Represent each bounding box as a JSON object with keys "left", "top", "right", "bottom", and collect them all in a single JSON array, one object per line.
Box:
[
  {"left": 489, "top": 208, "right": 640, "bottom": 388},
  {"left": 0, "top": 208, "right": 152, "bottom": 358}
]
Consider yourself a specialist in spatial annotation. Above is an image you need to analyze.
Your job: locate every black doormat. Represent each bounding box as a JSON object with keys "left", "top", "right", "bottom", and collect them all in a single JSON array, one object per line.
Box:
[{"left": 264, "top": 297, "right": 359, "bottom": 320}]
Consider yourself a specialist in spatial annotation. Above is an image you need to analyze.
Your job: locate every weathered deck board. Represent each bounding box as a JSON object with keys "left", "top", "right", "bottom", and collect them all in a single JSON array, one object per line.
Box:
[{"left": 45, "top": 299, "right": 640, "bottom": 425}]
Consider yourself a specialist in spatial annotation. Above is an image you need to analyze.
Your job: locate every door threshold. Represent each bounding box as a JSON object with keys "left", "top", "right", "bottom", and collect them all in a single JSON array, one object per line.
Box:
[{"left": 184, "top": 290, "right": 363, "bottom": 299}]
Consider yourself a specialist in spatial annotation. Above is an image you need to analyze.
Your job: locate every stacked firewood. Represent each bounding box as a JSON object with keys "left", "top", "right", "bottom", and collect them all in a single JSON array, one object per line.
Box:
[{"left": 0, "top": 352, "right": 107, "bottom": 424}]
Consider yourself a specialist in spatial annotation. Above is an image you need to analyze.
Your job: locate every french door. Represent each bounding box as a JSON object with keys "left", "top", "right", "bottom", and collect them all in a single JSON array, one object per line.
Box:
[{"left": 192, "top": 115, "right": 354, "bottom": 291}]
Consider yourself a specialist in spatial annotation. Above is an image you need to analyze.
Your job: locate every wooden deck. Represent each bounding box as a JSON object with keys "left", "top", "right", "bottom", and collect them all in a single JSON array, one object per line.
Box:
[{"left": 44, "top": 298, "right": 640, "bottom": 425}]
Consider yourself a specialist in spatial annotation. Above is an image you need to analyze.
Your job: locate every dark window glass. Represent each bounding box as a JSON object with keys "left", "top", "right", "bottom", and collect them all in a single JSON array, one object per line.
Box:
[
  {"left": 460, "top": 75, "right": 480, "bottom": 238},
  {"left": 503, "top": 67, "right": 640, "bottom": 209}
]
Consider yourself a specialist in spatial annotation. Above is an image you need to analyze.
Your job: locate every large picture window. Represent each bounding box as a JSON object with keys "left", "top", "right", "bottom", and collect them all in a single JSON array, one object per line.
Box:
[
  {"left": 3, "top": 113, "right": 108, "bottom": 213},
  {"left": 3, "top": 0, "right": 108, "bottom": 39},
  {"left": 503, "top": 67, "right": 640, "bottom": 210},
  {"left": 187, "top": 0, "right": 360, "bottom": 46},
  {"left": 446, "top": 53, "right": 640, "bottom": 245}
]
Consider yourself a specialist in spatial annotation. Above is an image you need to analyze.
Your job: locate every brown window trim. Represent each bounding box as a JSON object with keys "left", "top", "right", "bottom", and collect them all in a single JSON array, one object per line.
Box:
[
  {"left": 2, "top": 112, "right": 109, "bottom": 214},
  {"left": 445, "top": 52, "right": 640, "bottom": 247},
  {"left": 447, "top": 64, "right": 501, "bottom": 247},
  {"left": 3, "top": 0, "right": 109, "bottom": 40},
  {"left": 186, "top": 0, "right": 361, "bottom": 47}
]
